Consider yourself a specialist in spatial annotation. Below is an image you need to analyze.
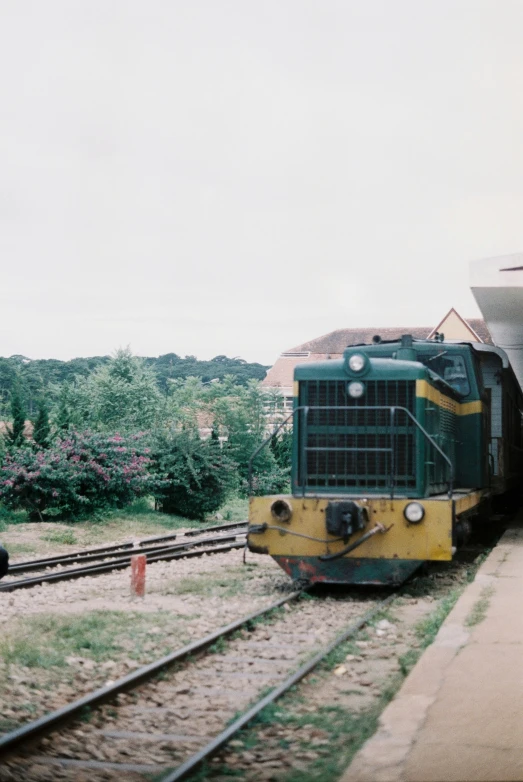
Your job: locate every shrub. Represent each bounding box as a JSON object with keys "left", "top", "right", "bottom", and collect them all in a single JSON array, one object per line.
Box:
[
  {"left": 247, "top": 466, "right": 290, "bottom": 497},
  {"left": 0, "top": 431, "right": 159, "bottom": 520},
  {"left": 152, "top": 429, "right": 237, "bottom": 520}
]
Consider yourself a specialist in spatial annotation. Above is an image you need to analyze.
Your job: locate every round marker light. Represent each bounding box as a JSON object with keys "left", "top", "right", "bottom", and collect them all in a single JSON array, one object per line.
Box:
[
  {"left": 348, "top": 381, "right": 365, "bottom": 398},
  {"left": 404, "top": 502, "right": 425, "bottom": 523},
  {"left": 348, "top": 353, "right": 365, "bottom": 372}
]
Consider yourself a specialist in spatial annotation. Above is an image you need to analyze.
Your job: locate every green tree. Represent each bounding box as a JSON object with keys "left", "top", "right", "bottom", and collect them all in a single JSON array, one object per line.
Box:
[
  {"left": 211, "top": 379, "right": 289, "bottom": 495},
  {"left": 51, "top": 382, "right": 86, "bottom": 433},
  {"left": 33, "top": 399, "right": 51, "bottom": 449},
  {"left": 72, "top": 348, "right": 164, "bottom": 432},
  {"left": 6, "top": 381, "right": 26, "bottom": 448},
  {"left": 270, "top": 429, "right": 292, "bottom": 469},
  {"left": 55, "top": 384, "right": 73, "bottom": 432},
  {"left": 152, "top": 428, "right": 237, "bottom": 520},
  {"left": 19, "top": 361, "right": 45, "bottom": 417},
  {"left": 0, "top": 358, "right": 18, "bottom": 418}
]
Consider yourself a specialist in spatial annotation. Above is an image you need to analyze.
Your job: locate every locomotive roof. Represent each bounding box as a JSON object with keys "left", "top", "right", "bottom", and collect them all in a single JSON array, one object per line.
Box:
[{"left": 349, "top": 336, "right": 512, "bottom": 370}]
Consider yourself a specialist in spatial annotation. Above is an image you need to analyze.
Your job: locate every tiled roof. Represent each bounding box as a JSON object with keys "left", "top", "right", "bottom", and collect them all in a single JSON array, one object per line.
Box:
[
  {"left": 465, "top": 319, "right": 493, "bottom": 344},
  {"left": 287, "top": 327, "right": 433, "bottom": 354},
  {"left": 263, "top": 319, "right": 494, "bottom": 392},
  {"left": 261, "top": 354, "right": 330, "bottom": 389}
]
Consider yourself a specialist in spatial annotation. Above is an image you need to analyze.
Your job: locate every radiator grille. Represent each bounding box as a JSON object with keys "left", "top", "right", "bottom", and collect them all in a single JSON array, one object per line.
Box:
[{"left": 298, "top": 380, "right": 416, "bottom": 491}]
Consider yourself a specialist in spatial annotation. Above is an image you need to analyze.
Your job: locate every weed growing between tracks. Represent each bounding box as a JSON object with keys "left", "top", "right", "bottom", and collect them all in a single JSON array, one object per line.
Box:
[{"left": 397, "top": 588, "right": 462, "bottom": 677}]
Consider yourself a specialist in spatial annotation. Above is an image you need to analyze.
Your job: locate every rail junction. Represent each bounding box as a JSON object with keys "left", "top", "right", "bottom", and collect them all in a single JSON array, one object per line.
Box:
[{"left": 1, "top": 521, "right": 247, "bottom": 592}]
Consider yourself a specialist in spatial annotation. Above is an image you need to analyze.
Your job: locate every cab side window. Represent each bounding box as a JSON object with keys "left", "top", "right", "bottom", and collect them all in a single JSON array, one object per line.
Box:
[{"left": 421, "top": 353, "right": 470, "bottom": 396}]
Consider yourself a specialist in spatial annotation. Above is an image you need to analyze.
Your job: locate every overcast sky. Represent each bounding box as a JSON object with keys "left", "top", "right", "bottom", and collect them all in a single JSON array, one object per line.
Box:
[{"left": 1, "top": 0, "right": 523, "bottom": 365}]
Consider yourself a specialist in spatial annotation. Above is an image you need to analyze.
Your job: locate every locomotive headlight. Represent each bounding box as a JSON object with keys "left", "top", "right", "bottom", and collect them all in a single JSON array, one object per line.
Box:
[
  {"left": 348, "top": 381, "right": 365, "bottom": 398},
  {"left": 348, "top": 353, "right": 365, "bottom": 372},
  {"left": 404, "top": 502, "right": 425, "bottom": 523}
]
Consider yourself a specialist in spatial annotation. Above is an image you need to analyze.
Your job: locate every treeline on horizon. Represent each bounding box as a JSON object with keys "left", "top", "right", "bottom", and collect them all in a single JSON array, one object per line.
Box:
[
  {"left": 0, "top": 350, "right": 288, "bottom": 522},
  {"left": 0, "top": 352, "right": 269, "bottom": 416}
]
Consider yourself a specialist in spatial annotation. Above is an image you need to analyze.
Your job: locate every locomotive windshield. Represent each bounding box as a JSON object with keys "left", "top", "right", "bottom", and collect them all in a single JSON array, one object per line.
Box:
[{"left": 419, "top": 352, "right": 470, "bottom": 396}]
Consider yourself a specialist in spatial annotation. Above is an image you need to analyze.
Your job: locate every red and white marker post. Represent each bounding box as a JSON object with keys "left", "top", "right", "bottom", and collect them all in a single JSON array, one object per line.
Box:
[{"left": 131, "top": 554, "right": 146, "bottom": 597}]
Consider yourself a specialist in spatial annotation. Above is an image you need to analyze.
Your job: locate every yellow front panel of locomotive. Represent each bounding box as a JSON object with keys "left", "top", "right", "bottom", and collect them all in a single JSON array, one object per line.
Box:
[{"left": 248, "top": 496, "right": 454, "bottom": 561}]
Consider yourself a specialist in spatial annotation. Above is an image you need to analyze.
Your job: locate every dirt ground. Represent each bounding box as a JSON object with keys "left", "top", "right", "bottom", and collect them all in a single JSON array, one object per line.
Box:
[{"left": 0, "top": 507, "right": 230, "bottom": 561}]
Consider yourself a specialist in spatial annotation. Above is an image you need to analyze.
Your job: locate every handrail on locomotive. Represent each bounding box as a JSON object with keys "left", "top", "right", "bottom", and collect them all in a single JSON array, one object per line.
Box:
[{"left": 248, "top": 404, "right": 454, "bottom": 500}]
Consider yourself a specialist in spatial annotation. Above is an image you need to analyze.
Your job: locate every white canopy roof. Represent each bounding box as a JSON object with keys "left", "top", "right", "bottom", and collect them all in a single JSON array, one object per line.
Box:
[{"left": 470, "top": 254, "right": 523, "bottom": 390}]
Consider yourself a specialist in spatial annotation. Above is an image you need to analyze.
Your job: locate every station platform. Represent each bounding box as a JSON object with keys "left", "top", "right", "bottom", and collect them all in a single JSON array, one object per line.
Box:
[{"left": 341, "top": 517, "right": 523, "bottom": 782}]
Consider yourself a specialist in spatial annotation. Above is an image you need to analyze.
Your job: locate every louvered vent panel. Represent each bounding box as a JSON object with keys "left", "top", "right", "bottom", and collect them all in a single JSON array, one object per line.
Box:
[{"left": 298, "top": 380, "right": 416, "bottom": 491}]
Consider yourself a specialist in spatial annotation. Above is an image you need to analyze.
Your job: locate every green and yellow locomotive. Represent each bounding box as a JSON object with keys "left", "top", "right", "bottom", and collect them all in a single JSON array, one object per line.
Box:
[{"left": 247, "top": 335, "right": 523, "bottom": 585}]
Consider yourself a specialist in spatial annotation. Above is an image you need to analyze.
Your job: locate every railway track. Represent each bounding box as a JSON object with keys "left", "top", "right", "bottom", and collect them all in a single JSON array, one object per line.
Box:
[
  {"left": 1, "top": 522, "right": 247, "bottom": 593},
  {"left": 0, "top": 591, "right": 395, "bottom": 781}
]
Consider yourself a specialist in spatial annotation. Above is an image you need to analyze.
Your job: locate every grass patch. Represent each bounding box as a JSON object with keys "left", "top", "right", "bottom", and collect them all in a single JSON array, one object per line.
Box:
[
  {"left": 218, "top": 497, "right": 248, "bottom": 523},
  {"left": 398, "top": 648, "right": 419, "bottom": 676},
  {"left": 414, "top": 589, "right": 462, "bottom": 646},
  {"left": 169, "top": 566, "right": 259, "bottom": 599},
  {"left": 2, "top": 542, "right": 37, "bottom": 556},
  {"left": 0, "top": 505, "right": 29, "bottom": 529},
  {"left": 397, "top": 588, "right": 463, "bottom": 677},
  {"left": 0, "top": 634, "right": 64, "bottom": 668},
  {"left": 209, "top": 637, "right": 227, "bottom": 654},
  {"left": 0, "top": 610, "right": 190, "bottom": 670},
  {"left": 173, "top": 574, "right": 242, "bottom": 598},
  {"left": 101, "top": 499, "right": 201, "bottom": 532},
  {"left": 321, "top": 641, "right": 361, "bottom": 671},
  {"left": 216, "top": 697, "right": 398, "bottom": 782},
  {"left": 41, "top": 529, "right": 78, "bottom": 546},
  {"left": 0, "top": 495, "right": 248, "bottom": 559},
  {"left": 465, "top": 586, "right": 495, "bottom": 627},
  {"left": 104, "top": 495, "right": 247, "bottom": 530}
]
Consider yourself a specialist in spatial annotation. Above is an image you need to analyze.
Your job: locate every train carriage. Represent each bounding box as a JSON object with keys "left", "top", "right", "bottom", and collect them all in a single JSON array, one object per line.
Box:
[{"left": 247, "top": 335, "right": 523, "bottom": 585}]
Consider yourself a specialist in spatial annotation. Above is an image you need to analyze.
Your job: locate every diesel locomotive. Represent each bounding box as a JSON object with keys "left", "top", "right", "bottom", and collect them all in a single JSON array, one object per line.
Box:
[{"left": 247, "top": 334, "right": 523, "bottom": 585}]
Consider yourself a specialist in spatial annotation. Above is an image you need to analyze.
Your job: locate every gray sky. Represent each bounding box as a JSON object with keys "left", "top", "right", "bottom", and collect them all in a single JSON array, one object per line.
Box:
[{"left": 2, "top": 0, "right": 523, "bottom": 365}]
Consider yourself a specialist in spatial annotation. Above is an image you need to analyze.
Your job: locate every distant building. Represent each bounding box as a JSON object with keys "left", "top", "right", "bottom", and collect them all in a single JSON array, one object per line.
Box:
[
  {"left": 0, "top": 420, "right": 34, "bottom": 439},
  {"left": 262, "top": 308, "right": 493, "bottom": 410}
]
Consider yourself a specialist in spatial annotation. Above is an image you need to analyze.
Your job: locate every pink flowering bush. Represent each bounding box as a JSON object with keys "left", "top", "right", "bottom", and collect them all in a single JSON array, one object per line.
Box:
[{"left": 0, "top": 431, "right": 160, "bottom": 520}]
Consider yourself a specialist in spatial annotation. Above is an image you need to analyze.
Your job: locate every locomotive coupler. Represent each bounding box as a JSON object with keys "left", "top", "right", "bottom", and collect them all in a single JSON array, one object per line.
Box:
[
  {"left": 319, "top": 522, "right": 389, "bottom": 561},
  {"left": 325, "top": 500, "right": 368, "bottom": 540}
]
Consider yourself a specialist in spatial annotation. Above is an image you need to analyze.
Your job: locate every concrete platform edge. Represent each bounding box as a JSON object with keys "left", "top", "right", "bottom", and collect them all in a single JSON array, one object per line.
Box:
[{"left": 340, "top": 530, "right": 516, "bottom": 782}]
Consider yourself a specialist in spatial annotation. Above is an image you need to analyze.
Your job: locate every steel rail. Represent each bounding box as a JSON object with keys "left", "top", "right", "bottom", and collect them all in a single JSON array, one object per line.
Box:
[
  {"left": 8, "top": 521, "right": 247, "bottom": 574},
  {"left": 0, "top": 537, "right": 246, "bottom": 593},
  {"left": 8, "top": 528, "right": 247, "bottom": 575},
  {"left": 0, "top": 590, "right": 302, "bottom": 757},
  {"left": 159, "top": 594, "right": 396, "bottom": 781}
]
